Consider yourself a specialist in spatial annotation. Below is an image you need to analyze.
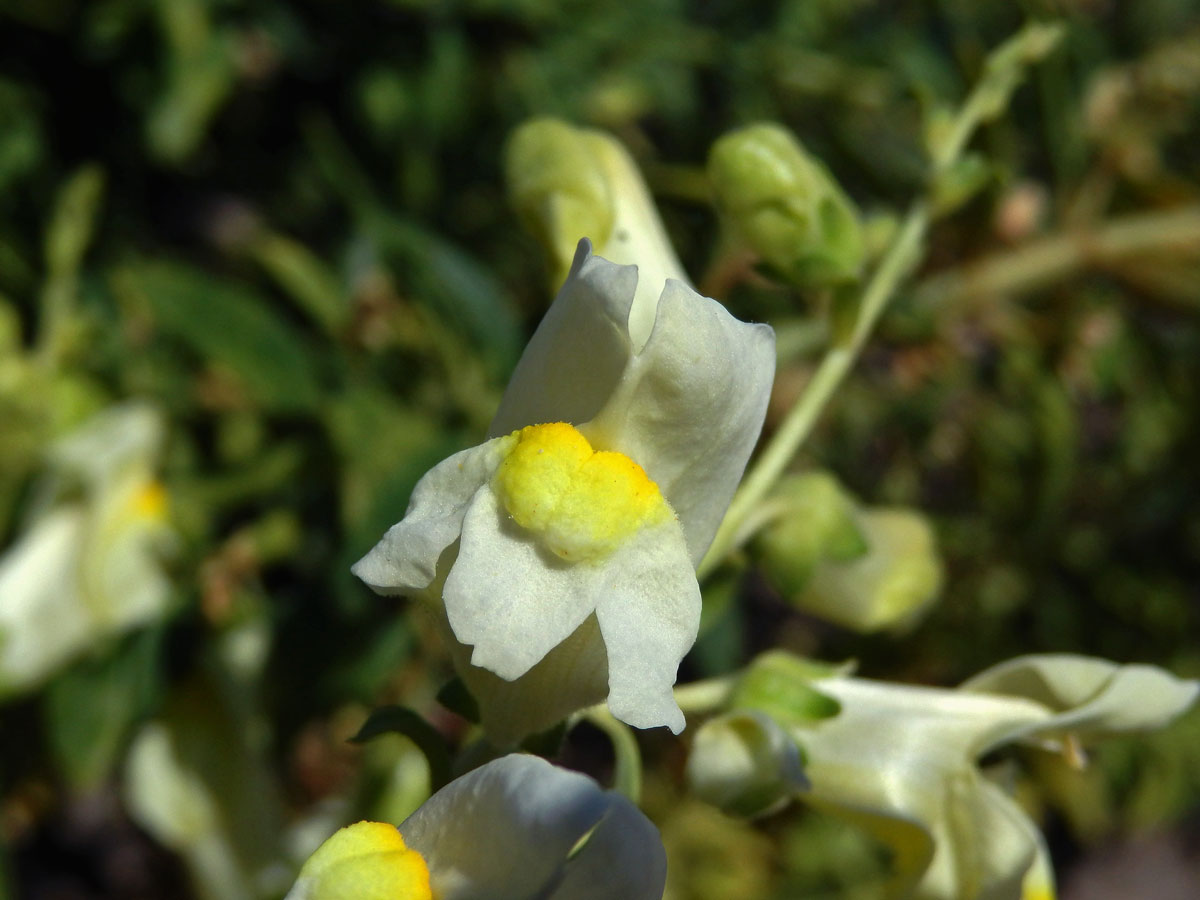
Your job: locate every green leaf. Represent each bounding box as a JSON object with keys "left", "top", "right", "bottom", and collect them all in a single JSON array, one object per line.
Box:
[
  {"left": 350, "top": 705, "right": 452, "bottom": 791},
  {"left": 248, "top": 232, "right": 349, "bottom": 335},
  {"left": 111, "top": 261, "right": 322, "bottom": 411},
  {"left": 44, "top": 164, "right": 105, "bottom": 279},
  {"left": 930, "top": 152, "right": 993, "bottom": 218},
  {"left": 325, "top": 383, "right": 444, "bottom": 530},
  {"left": 731, "top": 651, "right": 845, "bottom": 727},
  {"left": 43, "top": 628, "right": 163, "bottom": 790},
  {"left": 374, "top": 218, "right": 522, "bottom": 375}
]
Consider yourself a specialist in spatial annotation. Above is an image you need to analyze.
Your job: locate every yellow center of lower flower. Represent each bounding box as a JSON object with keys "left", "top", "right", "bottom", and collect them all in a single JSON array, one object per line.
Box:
[
  {"left": 293, "top": 821, "right": 432, "bottom": 900},
  {"left": 493, "top": 422, "right": 671, "bottom": 561},
  {"left": 132, "top": 481, "right": 169, "bottom": 520}
]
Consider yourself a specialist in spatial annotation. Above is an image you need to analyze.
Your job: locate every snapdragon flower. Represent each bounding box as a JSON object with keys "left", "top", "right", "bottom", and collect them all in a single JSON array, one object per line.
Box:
[
  {"left": 797, "top": 655, "right": 1198, "bottom": 900},
  {"left": 685, "top": 652, "right": 1197, "bottom": 899},
  {"left": 354, "top": 239, "right": 774, "bottom": 743},
  {"left": 0, "top": 403, "right": 173, "bottom": 696},
  {"left": 286, "top": 754, "right": 666, "bottom": 900}
]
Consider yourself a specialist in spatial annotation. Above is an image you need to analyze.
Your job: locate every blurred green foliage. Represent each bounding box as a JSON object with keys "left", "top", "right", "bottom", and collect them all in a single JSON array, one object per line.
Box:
[{"left": 1, "top": 0, "right": 1198, "bottom": 898}]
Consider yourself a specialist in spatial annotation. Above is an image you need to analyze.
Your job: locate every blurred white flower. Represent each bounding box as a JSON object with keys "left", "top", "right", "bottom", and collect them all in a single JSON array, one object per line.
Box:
[
  {"left": 286, "top": 753, "right": 666, "bottom": 900},
  {"left": 354, "top": 240, "right": 774, "bottom": 744},
  {"left": 797, "top": 654, "right": 1199, "bottom": 900},
  {"left": 0, "top": 403, "right": 173, "bottom": 696}
]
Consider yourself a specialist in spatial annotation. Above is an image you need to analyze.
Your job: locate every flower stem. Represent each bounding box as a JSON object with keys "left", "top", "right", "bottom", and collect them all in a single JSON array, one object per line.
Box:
[
  {"left": 580, "top": 706, "right": 642, "bottom": 803},
  {"left": 699, "top": 23, "right": 1066, "bottom": 579},
  {"left": 673, "top": 676, "right": 736, "bottom": 715},
  {"left": 699, "top": 203, "right": 928, "bottom": 579},
  {"left": 911, "top": 204, "right": 1200, "bottom": 310}
]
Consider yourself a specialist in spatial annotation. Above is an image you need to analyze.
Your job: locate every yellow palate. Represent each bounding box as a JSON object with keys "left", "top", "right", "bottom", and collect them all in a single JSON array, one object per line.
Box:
[
  {"left": 129, "top": 481, "right": 168, "bottom": 520},
  {"left": 493, "top": 422, "right": 671, "bottom": 561},
  {"left": 295, "top": 821, "right": 432, "bottom": 900}
]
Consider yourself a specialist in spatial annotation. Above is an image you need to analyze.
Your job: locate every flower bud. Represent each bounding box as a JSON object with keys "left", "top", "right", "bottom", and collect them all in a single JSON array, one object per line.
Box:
[
  {"left": 730, "top": 650, "right": 845, "bottom": 727},
  {"left": 686, "top": 710, "right": 807, "bottom": 818},
  {"left": 795, "top": 507, "right": 942, "bottom": 633},
  {"left": 506, "top": 119, "right": 615, "bottom": 287},
  {"left": 708, "top": 123, "right": 864, "bottom": 288},
  {"left": 754, "top": 472, "right": 867, "bottom": 595},
  {"left": 505, "top": 118, "right": 688, "bottom": 309},
  {"left": 755, "top": 472, "right": 942, "bottom": 633}
]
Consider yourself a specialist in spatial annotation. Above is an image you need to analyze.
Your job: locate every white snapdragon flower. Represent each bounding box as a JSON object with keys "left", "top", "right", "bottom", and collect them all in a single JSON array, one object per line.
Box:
[
  {"left": 0, "top": 403, "right": 173, "bottom": 697},
  {"left": 286, "top": 754, "right": 666, "bottom": 900},
  {"left": 354, "top": 239, "right": 775, "bottom": 743},
  {"left": 796, "top": 655, "right": 1199, "bottom": 900}
]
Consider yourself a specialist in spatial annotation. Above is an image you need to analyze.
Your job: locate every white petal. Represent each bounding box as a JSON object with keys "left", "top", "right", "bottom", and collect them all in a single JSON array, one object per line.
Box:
[
  {"left": 444, "top": 485, "right": 700, "bottom": 730},
  {"left": 580, "top": 134, "right": 690, "bottom": 351},
  {"left": 960, "top": 653, "right": 1200, "bottom": 747},
  {"left": 489, "top": 241, "right": 773, "bottom": 564},
  {"left": 919, "top": 776, "right": 1039, "bottom": 900},
  {"left": 351, "top": 437, "right": 512, "bottom": 595},
  {"left": 398, "top": 755, "right": 608, "bottom": 900},
  {"left": 49, "top": 402, "right": 164, "bottom": 489},
  {"left": 807, "top": 677, "right": 1052, "bottom": 772},
  {"left": 83, "top": 472, "right": 172, "bottom": 628},
  {"left": 0, "top": 507, "right": 93, "bottom": 694},
  {"left": 488, "top": 242, "right": 636, "bottom": 438},
  {"left": 552, "top": 790, "right": 668, "bottom": 900},
  {"left": 444, "top": 486, "right": 599, "bottom": 681},
  {"left": 799, "top": 681, "right": 1048, "bottom": 899},
  {"left": 582, "top": 278, "right": 775, "bottom": 564},
  {"left": 450, "top": 613, "right": 610, "bottom": 748},
  {"left": 593, "top": 518, "right": 700, "bottom": 733}
]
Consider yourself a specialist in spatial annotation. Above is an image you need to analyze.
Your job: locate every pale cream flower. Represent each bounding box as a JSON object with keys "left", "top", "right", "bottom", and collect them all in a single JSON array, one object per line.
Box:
[
  {"left": 286, "top": 754, "right": 666, "bottom": 900},
  {"left": 798, "top": 655, "right": 1199, "bottom": 900},
  {"left": 0, "top": 403, "right": 172, "bottom": 696},
  {"left": 354, "top": 240, "right": 774, "bottom": 744}
]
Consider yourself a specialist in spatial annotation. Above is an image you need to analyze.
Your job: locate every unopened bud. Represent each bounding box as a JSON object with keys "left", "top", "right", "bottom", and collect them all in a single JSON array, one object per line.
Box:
[
  {"left": 506, "top": 118, "right": 687, "bottom": 310},
  {"left": 708, "top": 123, "right": 863, "bottom": 288},
  {"left": 755, "top": 472, "right": 867, "bottom": 596},
  {"left": 686, "top": 711, "right": 807, "bottom": 818},
  {"left": 796, "top": 507, "right": 943, "bottom": 633},
  {"left": 756, "top": 472, "right": 943, "bottom": 633}
]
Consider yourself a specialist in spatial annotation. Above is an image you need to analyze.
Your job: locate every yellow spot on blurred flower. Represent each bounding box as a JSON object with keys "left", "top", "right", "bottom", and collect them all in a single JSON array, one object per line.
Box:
[
  {"left": 131, "top": 482, "right": 168, "bottom": 520},
  {"left": 494, "top": 422, "right": 671, "bottom": 561},
  {"left": 293, "top": 821, "right": 431, "bottom": 900}
]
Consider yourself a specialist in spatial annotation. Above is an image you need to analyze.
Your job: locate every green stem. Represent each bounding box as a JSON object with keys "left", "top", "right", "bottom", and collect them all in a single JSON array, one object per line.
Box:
[
  {"left": 673, "top": 676, "right": 736, "bottom": 715},
  {"left": 699, "top": 203, "right": 929, "bottom": 579},
  {"left": 580, "top": 707, "right": 643, "bottom": 803},
  {"left": 698, "top": 22, "right": 1064, "bottom": 579},
  {"left": 911, "top": 204, "right": 1200, "bottom": 309}
]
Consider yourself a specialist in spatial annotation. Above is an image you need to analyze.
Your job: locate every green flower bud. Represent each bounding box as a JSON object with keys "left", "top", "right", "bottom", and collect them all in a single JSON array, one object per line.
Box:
[
  {"left": 505, "top": 118, "right": 687, "bottom": 305},
  {"left": 730, "top": 650, "right": 845, "bottom": 728},
  {"left": 798, "top": 507, "right": 942, "bottom": 633},
  {"left": 708, "top": 123, "right": 864, "bottom": 288},
  {"left": 686, "top": 710, "right": 807, "bottom": 818},
  {"left": 506, "top": 119, "right": 615, "bottom": 287},
  {"left": 756, "top": 472, "right": 943, "bottom": 633},
  {"left": 754, "top": 472, "right": 868, "bottom": 595}
]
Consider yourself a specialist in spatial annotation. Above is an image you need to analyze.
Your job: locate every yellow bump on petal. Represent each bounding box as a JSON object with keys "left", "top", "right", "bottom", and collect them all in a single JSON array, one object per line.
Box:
[
  {"left": 293, "top": 821, "right": 432, "bottom": 900},
  {"left": 494, "top": 422, "right": 593, "bottom": 533},
  {"left": 1021, "top": 864, "right": 1056, "bottom": 900},
  {"left": 131, "top": 481, "right": 168, "bottom": 521},
  {"left": 493, "top": 422, "right": 672, "bottom": 561}
]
